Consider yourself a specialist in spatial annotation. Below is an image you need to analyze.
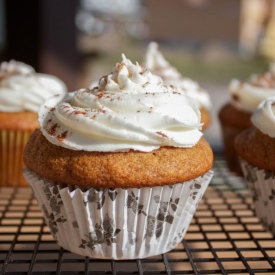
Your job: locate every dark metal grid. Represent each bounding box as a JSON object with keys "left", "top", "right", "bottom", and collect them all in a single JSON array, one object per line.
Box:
[{"left": 0, "top": 157, "right": 275, "bottom": 274}]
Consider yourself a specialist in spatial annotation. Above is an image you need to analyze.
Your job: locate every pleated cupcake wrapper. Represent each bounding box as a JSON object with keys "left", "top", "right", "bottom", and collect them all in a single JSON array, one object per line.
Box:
[
  {"left": 0, "top": 130, "right": 32, "bottom": 187},
  {"left": 23, "top": 168, "right": 213, "bottom": 260},
  {"left": 240, "top": 159, "right": 275, "bottom": 235}
]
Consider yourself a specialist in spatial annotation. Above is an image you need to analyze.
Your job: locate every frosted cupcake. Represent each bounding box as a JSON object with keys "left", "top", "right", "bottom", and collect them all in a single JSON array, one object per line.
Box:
[
  {"left": 23, "top": 54, "right": 213, "bottom": 259},
  {"left": 144, "top": 42, "right": 212, "bottom": 130},
  {"left": 219, "top": 61, "right": 275, "bottom": 175},
  {"left": 235, "top": 97, "right": 275, "bottom": 235},
  {"left": 0, "top": 60, "right": 67, "bottom": 186}
]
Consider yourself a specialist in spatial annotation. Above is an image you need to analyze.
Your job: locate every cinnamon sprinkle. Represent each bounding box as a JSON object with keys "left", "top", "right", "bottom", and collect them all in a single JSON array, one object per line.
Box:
[
  {"left": 97, "top": 91, "right": 104, "bottom": 99},
  {"left": 57, "top": 131, "right": 68, "bottom": 141},
  {"left": 74, "top": 110, "right": 87, "bottom": 115},
  {"left": 156, "top": 131, "right": 168, "bottom": 138},
  {"left": 48, "top": 123, "right": 58, "bottom": 135}
]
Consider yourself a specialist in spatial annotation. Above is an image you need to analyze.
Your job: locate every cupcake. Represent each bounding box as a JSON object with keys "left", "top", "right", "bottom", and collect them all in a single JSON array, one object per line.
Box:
[
  {"left": 144, "top": 42, "right": 212, "bottom": 130},
  {"left": 235, "top": 97, "right": 275, "bottom": 235},
  {"left": 219, "top": 61, "right": 275, "bottom": 175},
  {"left": 0, "top": 60, "right": 67, "bottom": 186},
  {"left": 23, "top": 54, "right": 213, "bottom": 259}
]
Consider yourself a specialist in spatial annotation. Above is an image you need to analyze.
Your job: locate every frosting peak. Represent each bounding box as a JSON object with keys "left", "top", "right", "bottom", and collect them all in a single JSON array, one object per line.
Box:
[
  {"left": 0, "top": 60, "right": 67, "bottom": 113},
  {"left": 0, "top": 60, "right": 34, "bottom": 80},
  {"left": 230, "top": 60, "right": 275, "bottom": 113},
  {"left": 144, "top": 42, "right": 212, "bottom": 110},
  {"left": 39, "top": 55, "right": 203, "bottom": 152},
  {"left": 97, "top": 54, "right": 163, "bottom": 94},
  {"left": 252, "top": 96, "right": 275, "bottom": 138}
]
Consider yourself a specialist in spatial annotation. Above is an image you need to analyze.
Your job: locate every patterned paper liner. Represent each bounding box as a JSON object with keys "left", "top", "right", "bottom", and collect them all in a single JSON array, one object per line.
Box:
[
  {"left": 0, "top": 130, "right": 32, "bottom": 186},
  {"left": 240, "top": 159, "right": 275, "bottom": 235},
  {"left": 23, "top": 168, "right": 213, "bottom": 260}
]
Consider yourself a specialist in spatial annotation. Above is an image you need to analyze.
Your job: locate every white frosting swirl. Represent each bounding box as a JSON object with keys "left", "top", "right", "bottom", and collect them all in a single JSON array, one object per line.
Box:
[
  {"left": 39, "top": 55, "right": 203, "bottom": 152},
  {"left": 251, "top": 96, "right": 275, "bottom": 138},
  {"left": 230, "top": 61, "right": 275, "bottom": 113},
  {"left": 0, "top": 60, "right": 67, "bottom": 113},
  {"left": 144, "top": 42, "right": 212, "bottom": 110}
]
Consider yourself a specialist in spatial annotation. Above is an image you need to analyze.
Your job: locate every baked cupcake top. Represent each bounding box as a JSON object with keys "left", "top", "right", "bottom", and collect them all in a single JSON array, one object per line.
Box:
[
  {"left": 0, "top": 60, "right": 67, "bottom": 113},
  {"left": 229, "top": 61, "right": 275, "bottom": 113},
  {"left": 144, "top": 42, "right": 212, "bottom": 111},
  {"left": 39, "top": 54, "right": 203, "bottom": 152}
]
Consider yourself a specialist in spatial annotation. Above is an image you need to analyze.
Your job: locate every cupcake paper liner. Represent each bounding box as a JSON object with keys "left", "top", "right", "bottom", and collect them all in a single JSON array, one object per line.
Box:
[
  {"left": 240, "top": 158, "right": 275, "bottom": 234},
  {"left": 23, "top": 168, "right": 213, "bottom": 260},
  {"left": 0, "top": 130, "right": 32, "bottom": 187}
]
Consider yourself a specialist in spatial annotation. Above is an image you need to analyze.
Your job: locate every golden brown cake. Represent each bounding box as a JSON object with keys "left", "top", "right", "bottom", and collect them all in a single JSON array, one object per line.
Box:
[
  {"left": 23, "top": 55, "right": 213, "bottom": 260},
  {"left": 0, "top": 60, "right": 67, "bottom": 186},
  {"left": 235, "top": 127, "right": 275, "bottom": 171},
  {"left": 219, "top": 61, "right": 275, "bottom": 175},
  {"left": 24, "top": 129, "right": 213, "bottom": 188},
  {"left": 0, "top": 111, "right": 39, "bottom": 130}
]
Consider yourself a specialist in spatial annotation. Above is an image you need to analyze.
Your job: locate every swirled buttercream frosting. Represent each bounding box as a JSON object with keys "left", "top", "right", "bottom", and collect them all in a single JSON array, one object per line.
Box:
[
  {"left": 251, "top": 96, "right": 275, "bottom": 138},
  {"left": 144, "top": 42, "right": 212, "bottom": 110},
  {"left": 0, "top": 60, "right": 67, "bottom": 113},
  {"left": 39, "top": 54, "right": 203, "bottom": 152},
  {"left": 230, "top": 61, "right": 275, "bottom": 113}
]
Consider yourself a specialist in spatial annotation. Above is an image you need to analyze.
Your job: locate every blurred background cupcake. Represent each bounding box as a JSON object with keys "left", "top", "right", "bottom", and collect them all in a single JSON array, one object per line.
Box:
[
  {"left": 0, "top": 60, "right": 67, "bottom": 187},
  {"left": 143, "top": 42, "right": 212, "bottom": 131},
  {"left": 219, "top": 61, "right": 275, "bottom": 175},
  {"left": 235, "top": 96, "right": 275, "bottom": 235}
]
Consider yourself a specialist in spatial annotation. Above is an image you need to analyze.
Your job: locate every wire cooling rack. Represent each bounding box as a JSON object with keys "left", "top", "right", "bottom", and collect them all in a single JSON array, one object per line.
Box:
[{"left": 1, "top": 156, "right": 275, "bottom": 275}]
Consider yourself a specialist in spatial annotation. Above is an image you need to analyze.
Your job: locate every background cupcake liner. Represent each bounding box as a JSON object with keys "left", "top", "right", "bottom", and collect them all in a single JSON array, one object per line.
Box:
[
  {"left": 23, "top": 168, "right": 213, "bottom": 260},
  {"left": 240, "top": 159, "right": 275, "bottom": 235},
  {"left": 0, "top": 130, "right": 32, "bottom": 187}
]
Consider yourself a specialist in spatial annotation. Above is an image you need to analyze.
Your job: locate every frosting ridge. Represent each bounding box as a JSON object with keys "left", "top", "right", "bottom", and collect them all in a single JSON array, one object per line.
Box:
[
  {"left": 251, "top": 96, "right": 275, "bottom": 138},
  {"left": 230, "top": 61, "right": 275, "bottom": 113},
  {"left": 0, "top": 60, "right": 67, "bottom": 113},
  {"left": 39, "top": 55, "right": 203, "bottom": 152}
]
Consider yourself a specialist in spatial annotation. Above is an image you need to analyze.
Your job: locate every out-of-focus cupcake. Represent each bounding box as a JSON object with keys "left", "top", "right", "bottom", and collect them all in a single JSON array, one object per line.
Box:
[
  {"left": 0, "top": 60, "right": 67, "bottom": 186},
  {"left": 219, "top": 61, "right": 275, "bottom": 175},
  {"left": 235, "top": 97, "right": 275, "bottom": 235},
  {"left": 23, "top": 54, "right": 213, "bottom": 259},
  {"left": 144, "top": 42, "right": 212, "bottom": 130}
]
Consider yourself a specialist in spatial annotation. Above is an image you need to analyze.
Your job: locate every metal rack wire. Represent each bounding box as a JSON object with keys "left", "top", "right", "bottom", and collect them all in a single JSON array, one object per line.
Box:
[{"left": 1, "top": 156, "right": 275, "bottom": 275}]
